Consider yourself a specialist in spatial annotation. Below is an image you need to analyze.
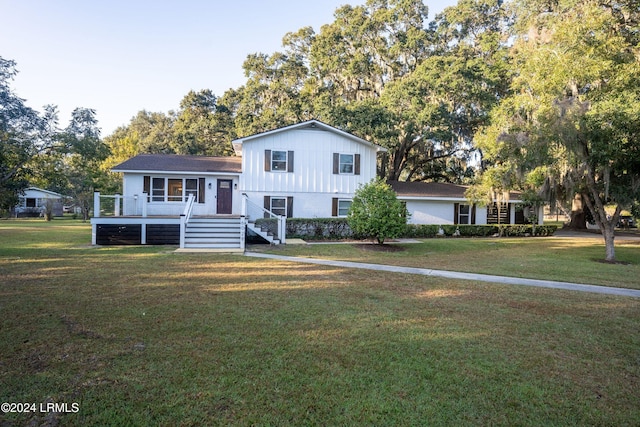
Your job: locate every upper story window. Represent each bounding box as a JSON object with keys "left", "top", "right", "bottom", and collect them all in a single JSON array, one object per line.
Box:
[
  {"left": 272, "top": 150, "right": 288, "bottom": 171},
  {"left": 339, "top": 154, "right": 354, "bottom": 174},
  {"left": 265, "top": 150, "right": 294, "bottom": 172},
  {"left": 333, "top": 153, "right": 360, "bottom": 175}
]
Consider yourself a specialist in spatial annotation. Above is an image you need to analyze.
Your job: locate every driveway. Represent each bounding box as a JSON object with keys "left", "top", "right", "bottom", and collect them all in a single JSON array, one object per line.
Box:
[{"left": 554, "top": 228, "right": 640, "bottom": 241}]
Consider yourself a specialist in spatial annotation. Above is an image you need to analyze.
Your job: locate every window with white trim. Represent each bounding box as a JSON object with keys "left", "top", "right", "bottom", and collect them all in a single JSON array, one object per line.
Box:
[
  {"left": 185, "top": 178, "right": 198, "bottom": 200},
  {"left": 167, "top": 179, "right": 183, "bottom": 202},
  {"left": 339, "top": 154, "right": 354, "bottom": 174},
  {"left": 147, "top": 177, "right": 204, "bottom": 203},
  {"left": 338, "top": 199, "right": 351, "bottom": 216},
  {"left": 458, "top": 204, "right": 471, "bottom": 224},
  {"left": 152, "top": 178, "right": 165, "bottom": 202},
  {"left": 271, "top": 150, "right": 288, "bottom": 171},
  {"left": 270, "top": 197, "right": 287, "bottom": 216}
]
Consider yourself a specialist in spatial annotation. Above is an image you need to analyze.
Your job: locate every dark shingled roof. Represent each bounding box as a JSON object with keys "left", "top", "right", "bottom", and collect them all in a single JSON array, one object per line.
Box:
[
  {"left": 389, "top": 181, "right": 469, "bottom": 198},
  {"left": 389, "top": 181, "right": 522, "bottom": 200},
  {"left": 112, "top": 154, "right": 242, "bottom": 173}
]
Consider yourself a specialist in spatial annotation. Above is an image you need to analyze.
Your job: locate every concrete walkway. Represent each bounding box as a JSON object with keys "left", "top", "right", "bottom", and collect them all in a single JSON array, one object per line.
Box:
[{"left": 245, "top": 252, "right": 640, "bottom": 298}]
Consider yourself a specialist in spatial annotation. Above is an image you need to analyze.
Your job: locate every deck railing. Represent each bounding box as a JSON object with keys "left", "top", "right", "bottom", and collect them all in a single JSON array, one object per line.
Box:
[
  {"left": 242, "top": 193, "right": 286, "bottom": 244},
  {"left": 179, "top": 194, "right": 196, "bottom": 249},
  {"left": 93, "top": 192, "right": 148, "bottom": 217}
]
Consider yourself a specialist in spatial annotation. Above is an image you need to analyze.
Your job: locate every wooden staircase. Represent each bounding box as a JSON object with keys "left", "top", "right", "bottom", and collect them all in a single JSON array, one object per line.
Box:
[
  {"left": 246, "top": 221, "right": 281, "bottom": 245},
  {"left": 183, "top": 217, "right": 244, "bottom": 249}
]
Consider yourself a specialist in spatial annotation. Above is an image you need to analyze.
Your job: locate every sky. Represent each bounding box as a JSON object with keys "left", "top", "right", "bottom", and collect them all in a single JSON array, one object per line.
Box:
[{"left": 1, "top": 0, "right": 457, "bottom": 137}]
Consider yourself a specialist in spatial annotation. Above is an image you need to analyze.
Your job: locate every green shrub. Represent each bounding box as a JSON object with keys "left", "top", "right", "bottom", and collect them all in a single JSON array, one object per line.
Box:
[
  {"left": 404, "top": 224, "right": 440, "bottom": 238},
  {"left": 279, "top": 218, "right": 557, "bottom": 241},
  {"left": 347, "top": 179, "right": 409, "bottom": 244}
]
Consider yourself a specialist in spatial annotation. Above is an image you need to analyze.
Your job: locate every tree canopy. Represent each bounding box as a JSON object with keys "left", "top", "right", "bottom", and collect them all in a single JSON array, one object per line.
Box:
[
  {"left": 5, "top": 0, "right": 639, "bottom": 257},
  {"left": 473, "top": 0, "right": 640, "bottom": 261},
  {"left": 104, "top": 0, "right": 511, "bottom": 184}
]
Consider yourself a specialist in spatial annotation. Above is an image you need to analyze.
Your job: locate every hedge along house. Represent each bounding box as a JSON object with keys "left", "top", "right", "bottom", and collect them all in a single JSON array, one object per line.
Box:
[{"left": 91, "top": 120, "right": 386, "bottom": 249}]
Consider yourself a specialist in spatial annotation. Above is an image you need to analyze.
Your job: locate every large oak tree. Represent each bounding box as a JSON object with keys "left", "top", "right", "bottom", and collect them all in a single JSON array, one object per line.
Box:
[{"left": 475, "top": 0, "right": 640, "bottom": 261}]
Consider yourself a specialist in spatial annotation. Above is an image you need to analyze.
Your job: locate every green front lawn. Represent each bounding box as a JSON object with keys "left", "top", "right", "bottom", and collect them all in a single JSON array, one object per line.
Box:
[
  {"left": 1, "top": 219, "right": 639, "bottom": 425},
  {"left": 256, "top": 235, "right": 640, "bottom": 289}
]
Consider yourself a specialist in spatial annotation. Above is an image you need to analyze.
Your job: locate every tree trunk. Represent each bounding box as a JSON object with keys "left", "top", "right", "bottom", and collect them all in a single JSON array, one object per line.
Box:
[
  {"left": 602, "top": 224, "right": 616, "bottom": 262},
  {"left": 581, "top": 184, "right": 622, "bottom": 262},
  {"left": 568, "top": 193, "right": 587, "bottom": 229}
]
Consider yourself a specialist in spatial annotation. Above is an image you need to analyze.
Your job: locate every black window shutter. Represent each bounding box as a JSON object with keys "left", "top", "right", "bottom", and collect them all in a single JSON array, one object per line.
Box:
[
  {"left": 263, "top": 196, "right": 271, "bottom": 219},
  {"left": 454, "top": 203, "right": 459, "bottom": 225},
  {"left": 471, "top": 204, "right": 476, "bottom": 225},
  {"left": 354, "top": 154, "right": 361, "bottom": 175},
  {"left": 332, "top": 198, "right": 338, "bottom": 216},
  {"left": 198, "top": 178, "right": 205, "bottom": 203},
  {"left": 287, "top": 151, "right": 294, "bottom": 173},
  {"left": 264, "top": 150, "right": 271, "bottom": 171},
  {"left": 143, "top": 176, "right": 150, "bottom": 194},
  {"left": 333, "top": 153, "right": 339, "bottom": 174},
  {"left": 286, "top": 197, "right": 293, "bottom": 218}
]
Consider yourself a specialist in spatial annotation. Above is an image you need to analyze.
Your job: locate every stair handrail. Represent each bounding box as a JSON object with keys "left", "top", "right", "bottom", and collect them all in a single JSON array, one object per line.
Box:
[
  {"left": 242, "top": 193, "right": 286, "bottom": 244},
  {"left": 179, "top": 193, "right": 196, "bottom": 248}
]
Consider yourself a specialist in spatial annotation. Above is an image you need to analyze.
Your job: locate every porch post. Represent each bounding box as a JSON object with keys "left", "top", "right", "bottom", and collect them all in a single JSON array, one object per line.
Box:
[
  {"left": 114, "top": 193, "right": 121, "bottom": 216},
  {"left": 241, "top": 193, "right": 247, "bottom": 218},
  {"left": 279, "top": 215, "right": 286, "bottom": 245},
  {"left": 141, "top": 192, "right": 148, "bottom": 217},
  {"left": 93, "top": 191, "right": 100, "bottom": 218},
  {"left": 240, "top": 216, "right": 246, "bottom": 251},
  {"left": 179, "top": 214, "right": 186, "bottom": 249}
]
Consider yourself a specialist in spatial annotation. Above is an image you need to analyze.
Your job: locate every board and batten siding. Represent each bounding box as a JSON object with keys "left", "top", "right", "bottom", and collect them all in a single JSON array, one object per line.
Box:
[{"left": 240, "top": 128, "right": 378, "bottom": 195}]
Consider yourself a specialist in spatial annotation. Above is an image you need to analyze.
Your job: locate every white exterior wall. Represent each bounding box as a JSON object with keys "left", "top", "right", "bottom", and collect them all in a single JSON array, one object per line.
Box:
[
  {"left": 403, "top": 199, "right": 490, "bottom": 225},
  {"left": 404, "top": 200, "right": 456, "bottom": 224},
  {"left": 122, "top": 173, "right": 241, "bottom": 216},
  {"left": 246, "top": 192, "right": 349, "bottom": 218},
  {"left": 240, "top": 127, "right": 379, "bottom": 217},
  {"left": 476, "top": 205, "right": 489, "bottom": 224},
  {"left": 241, "top": 128, "right": 377, "bottom": 193}
]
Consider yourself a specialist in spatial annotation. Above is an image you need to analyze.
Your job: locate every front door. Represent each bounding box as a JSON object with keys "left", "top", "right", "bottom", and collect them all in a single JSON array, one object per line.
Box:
[{"left": 217, "top": 180, "right": 233, "bottom": 214}]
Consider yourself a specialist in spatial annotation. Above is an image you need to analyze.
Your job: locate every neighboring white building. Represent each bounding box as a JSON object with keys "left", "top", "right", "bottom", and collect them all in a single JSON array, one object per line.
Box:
[
  {"left": 14, "top": 187, "right": 64, "bottom": 217},
  {"left": 92, "top": 120, "right": 539, "bottom": 248},
  {"left": 389, "top": 181, "right": 543, "bottom": 226}
]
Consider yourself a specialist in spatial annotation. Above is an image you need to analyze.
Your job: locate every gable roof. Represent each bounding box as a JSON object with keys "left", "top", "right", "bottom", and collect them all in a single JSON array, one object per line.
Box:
[
  {"left": 112, "top": 154, "right": 242, "bottom": 174},
  {"left": 389, "top": 181, "right": 522, "bottom": 201},
  {"left": 22, "top": 187, "right": 64, "bottom": 198},
  {"left": 232, "top": 120, "right": 387, "bottom": 156}
]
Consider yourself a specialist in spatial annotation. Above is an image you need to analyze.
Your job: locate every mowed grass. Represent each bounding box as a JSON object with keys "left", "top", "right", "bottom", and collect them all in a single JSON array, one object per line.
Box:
[
  {"left": 1, "top": 220, "right": 639, "bottom": 426},
  {"left": 257, "top": 234, "right": 640, "bottom": 289}
]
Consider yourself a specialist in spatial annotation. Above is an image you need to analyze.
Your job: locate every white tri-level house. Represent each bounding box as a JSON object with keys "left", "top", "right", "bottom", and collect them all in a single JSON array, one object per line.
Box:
[{"left": 91, "top": 120, "right": 540, "bottom": 249}]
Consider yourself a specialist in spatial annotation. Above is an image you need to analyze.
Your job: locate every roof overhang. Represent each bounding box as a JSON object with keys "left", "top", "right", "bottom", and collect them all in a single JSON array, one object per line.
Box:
[{"left": 232, "top": 120, "right": 387, "bottom": 156}]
